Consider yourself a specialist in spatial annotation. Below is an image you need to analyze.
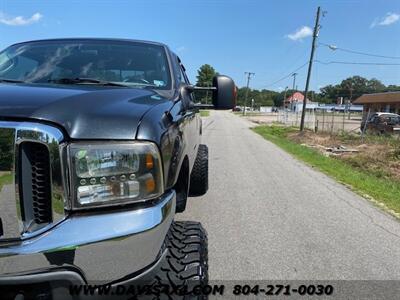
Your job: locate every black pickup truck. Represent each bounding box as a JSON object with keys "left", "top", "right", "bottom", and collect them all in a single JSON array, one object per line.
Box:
[{"left": 0, "top": 38, "right": 235, "bottom": 299}]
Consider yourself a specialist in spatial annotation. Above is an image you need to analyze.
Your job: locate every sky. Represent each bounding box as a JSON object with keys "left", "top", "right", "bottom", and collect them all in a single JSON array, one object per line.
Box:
[{"left": 0, "top": 0, "right": 399, "bottom": 92}]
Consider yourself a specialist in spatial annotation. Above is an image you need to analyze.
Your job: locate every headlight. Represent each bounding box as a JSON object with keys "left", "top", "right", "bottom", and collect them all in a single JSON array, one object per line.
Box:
[{"left": 68, "top": 142, "right": 164, "bottom": 209}]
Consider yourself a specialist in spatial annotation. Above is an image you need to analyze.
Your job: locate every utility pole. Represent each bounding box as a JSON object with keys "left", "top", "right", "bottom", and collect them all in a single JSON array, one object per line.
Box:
[
  {"left": 283, "top": 86, "right": 288, "bottom": 108},
  {"left": 347, "top": 83, "right": 353, "bottom": 120},
  {"left": 290, "top": 73, "right": 297, "bottom": 111},
  {"left": 348, "top": 83, "right": 353, "bottom": 102},
  {"left": 300, "top": 6, "right": 321, "bottom": 131},
  {"left": 243, "top": 72, "right": 255, "bottom": 115},
  {"left": 291, "top": 73, "right": 297, "bottom": 92}
]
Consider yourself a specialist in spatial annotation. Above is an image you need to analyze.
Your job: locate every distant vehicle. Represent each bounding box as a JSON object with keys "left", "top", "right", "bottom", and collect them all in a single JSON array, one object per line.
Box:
[
  {"left": 362, "top": 112, "right": 400, "bottom": 134},
  {"left": 232, "top": 106, "right": 242, "bottom": 112}
]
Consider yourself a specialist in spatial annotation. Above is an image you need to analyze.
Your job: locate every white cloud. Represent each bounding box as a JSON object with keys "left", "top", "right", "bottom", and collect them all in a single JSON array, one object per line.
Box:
[
  {"left": 286, "top": 26, "right": 313, "bottom": 41},
  {"left": 0, "top": 12, "right": 43, "bottom": 26},
  {"left": 370, "top": 12, "right": 399, "bottom": 28}
]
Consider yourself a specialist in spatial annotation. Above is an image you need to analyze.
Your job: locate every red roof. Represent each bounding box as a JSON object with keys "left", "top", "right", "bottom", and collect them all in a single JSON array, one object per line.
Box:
[{"left": 285, "top": 92, "right": 306, "bottom": 103}]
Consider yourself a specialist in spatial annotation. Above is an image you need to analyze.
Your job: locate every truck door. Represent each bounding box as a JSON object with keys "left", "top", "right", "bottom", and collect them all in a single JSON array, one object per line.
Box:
[{"left": 178, "top": 60, "right": 200, "bottom": 170}]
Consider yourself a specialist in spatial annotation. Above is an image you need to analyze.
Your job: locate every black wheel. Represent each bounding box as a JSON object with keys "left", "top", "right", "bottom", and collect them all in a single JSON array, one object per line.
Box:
[
  {"left": 150, "top": 221, "right": 208, "bottom": 299},
  {"left": 189, "top": 145, "right": 208, "bottom": 197}
]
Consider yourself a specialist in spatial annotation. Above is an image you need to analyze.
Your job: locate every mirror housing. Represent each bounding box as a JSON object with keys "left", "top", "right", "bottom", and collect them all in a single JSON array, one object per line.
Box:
[{"left": 212, "top": 75, "right": 236, "bottom": 109}]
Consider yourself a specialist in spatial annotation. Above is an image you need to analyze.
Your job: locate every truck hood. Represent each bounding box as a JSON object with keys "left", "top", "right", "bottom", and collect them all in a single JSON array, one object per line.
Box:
[{"left": 0, "top": 83, "right": 171, "bottom": 139}]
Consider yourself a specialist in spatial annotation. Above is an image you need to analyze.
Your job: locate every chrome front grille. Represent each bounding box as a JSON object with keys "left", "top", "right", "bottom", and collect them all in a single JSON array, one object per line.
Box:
[{"left": 0, "top": 121, "right": 66, "bottom": 240}]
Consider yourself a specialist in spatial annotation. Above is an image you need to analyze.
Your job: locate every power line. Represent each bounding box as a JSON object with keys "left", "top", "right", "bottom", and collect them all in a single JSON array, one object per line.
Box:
[
  {"left": 319, "top": 42, "right": 400, "bottom": 60},
  {"left": 261, "top": 48, "right": 399, "bottom": 90},
  {"left": 315, "top": 60, "right": 400, "bottom": 66},
  {"left": 264, "top": 62, "right": 308, "bottom": 88}
]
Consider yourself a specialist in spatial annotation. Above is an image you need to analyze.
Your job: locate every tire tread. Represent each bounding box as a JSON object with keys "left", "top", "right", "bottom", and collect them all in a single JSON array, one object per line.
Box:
[
  {"left": 189, "top": 145, "right": 209, "bottom": 197},
  {"left": 146, "top": 221, "right": 208, "bottom": 299}
]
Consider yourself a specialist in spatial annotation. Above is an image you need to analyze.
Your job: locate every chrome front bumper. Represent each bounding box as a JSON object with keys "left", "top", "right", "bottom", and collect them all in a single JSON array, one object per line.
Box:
[{"left": 0, "top": 190, "right": 175, "bottom": 283}]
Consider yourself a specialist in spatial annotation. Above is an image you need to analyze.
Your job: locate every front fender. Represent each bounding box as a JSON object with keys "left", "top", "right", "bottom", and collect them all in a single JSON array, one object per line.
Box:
[{"left": 136, "top": 101, "right": 188, "bottom": 191}]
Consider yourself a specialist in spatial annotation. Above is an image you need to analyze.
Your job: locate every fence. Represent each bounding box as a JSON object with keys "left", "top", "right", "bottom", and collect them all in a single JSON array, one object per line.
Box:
[
  {"left": 277, "top": 110, "right": 363, "bottom": 134},
  {"left": 277, "top": 111, "right": 316, "bottom": 131}
]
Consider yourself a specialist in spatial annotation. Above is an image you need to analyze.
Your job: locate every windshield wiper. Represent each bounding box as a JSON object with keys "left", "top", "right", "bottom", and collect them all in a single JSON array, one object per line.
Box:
[
  {"left": 0, "top": 78, "right": 25, "bottom": 83},
  {"left": 48, "top": 78, "right": 128, "bottom": 87}
]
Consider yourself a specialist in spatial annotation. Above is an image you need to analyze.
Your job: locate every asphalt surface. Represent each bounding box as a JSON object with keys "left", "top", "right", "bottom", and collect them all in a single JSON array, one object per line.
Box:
[{"left": 178, "top": 110, "right": 400, "bottom": 280}]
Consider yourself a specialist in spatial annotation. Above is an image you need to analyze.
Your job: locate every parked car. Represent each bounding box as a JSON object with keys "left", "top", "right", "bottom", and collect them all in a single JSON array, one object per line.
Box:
[
  {"left": 232, "top": 106, "right": 242, "bottom": 112},
  {"left": 0, "top": 38, "right": 235, "bottom": 298},
  {"left": 361, "top": 112, "right": 400, "bottom": 134}
]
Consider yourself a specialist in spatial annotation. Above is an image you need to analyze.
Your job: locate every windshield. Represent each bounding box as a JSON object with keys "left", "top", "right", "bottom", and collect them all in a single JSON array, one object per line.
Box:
[{"left": 0, "top": 40, "right": 171, "bottom": 89}]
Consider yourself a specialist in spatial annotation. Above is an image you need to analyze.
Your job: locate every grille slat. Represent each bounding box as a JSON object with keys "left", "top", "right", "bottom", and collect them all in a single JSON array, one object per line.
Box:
[{"left": 20, "top": 142, "right": 52, "bottom": 226}]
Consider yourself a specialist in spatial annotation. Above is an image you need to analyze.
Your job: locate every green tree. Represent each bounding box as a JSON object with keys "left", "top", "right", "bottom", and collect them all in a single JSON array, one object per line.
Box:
[
  {"left": 319, "top": 84, "right": 338, "bottom": 102},
  {"left": 386, "top": 85, "right": 400, "bottom": 92},
  {"left": 195, "top": 64, "right": 217, "bottom": 103},
  {"left": 196, "top": 64, "right": 216, "bottom": 86},
  {"left": 236, "top": 87, "right": 281, "bottom": 108},
  {"left": 367, "top": 78, "right": 385, "bottom": 93},
  {"left": 264, "top": 99, "right": 275, "bottom": 106},
  {"left": 236, "top": 87, "right": 249, "bottom": 106},
  {"left": 319, "top": 76, "right": 388, "bottom": 102},
  {"left": 339, "top": 76, "right": 369, "bottom": 100}
]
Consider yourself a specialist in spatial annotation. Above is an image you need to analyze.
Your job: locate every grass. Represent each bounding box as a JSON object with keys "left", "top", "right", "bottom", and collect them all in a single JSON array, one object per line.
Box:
[
  {"left": 253, "top": 125, "right": 400, "bottom": 215},
  {"left": 0, "top": 172, "right": 12, "bottom": 191},
  {"left": 200, "top": 110, "right": 210, "bottom": 117},
  {"left": 289, "top": 130, "right": 400, "bottom": 182}
]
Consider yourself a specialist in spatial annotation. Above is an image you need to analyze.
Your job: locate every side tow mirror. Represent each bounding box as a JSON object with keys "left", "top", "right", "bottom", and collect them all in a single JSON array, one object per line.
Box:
[{"left": 212, "top": 75, "right": 236, "bottom": 109}]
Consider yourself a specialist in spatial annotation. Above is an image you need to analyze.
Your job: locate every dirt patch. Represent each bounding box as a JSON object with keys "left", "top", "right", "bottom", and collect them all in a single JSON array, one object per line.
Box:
[{"left": 287, "top": 131, "right": 400, "bottom": 182}]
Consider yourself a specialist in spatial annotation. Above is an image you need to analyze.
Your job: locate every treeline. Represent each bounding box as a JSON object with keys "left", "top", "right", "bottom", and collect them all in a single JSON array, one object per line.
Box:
[
  {"left": 237, "top": 76, "right": 400, "bottom": 108},
  {"left": 194, "top": 64, "right": 400, "bottom": 107}
]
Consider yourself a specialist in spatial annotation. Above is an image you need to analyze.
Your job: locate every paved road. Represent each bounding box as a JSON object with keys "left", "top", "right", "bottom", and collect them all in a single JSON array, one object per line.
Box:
[{"left": 178, "top": 110, "right": 400, "bottom": 280}]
